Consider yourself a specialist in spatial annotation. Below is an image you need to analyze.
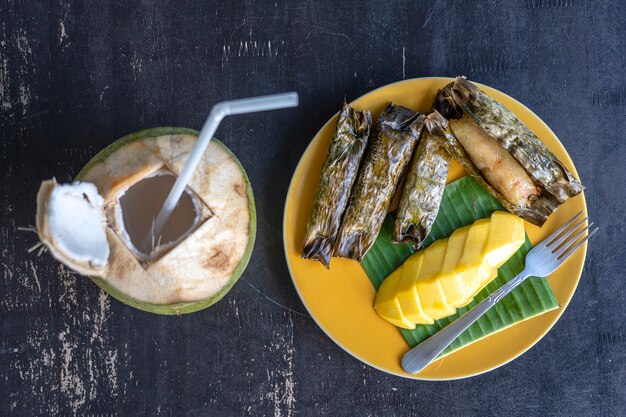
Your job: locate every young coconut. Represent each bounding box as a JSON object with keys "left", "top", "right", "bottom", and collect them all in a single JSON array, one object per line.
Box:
[{"left": 36, "top": 127, "right": 256, "bottom": 314}]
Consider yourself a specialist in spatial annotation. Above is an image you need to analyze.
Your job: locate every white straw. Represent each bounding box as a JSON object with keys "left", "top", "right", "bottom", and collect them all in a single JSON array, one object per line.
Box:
[{"left": 141, "top": 92, "right": 299, "bottom": 254}]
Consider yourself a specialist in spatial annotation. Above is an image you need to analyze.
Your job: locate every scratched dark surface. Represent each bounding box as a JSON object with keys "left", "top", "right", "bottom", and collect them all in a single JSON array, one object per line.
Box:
[{"left": 1, "top": 0, "right": 624, "bottom": 416}]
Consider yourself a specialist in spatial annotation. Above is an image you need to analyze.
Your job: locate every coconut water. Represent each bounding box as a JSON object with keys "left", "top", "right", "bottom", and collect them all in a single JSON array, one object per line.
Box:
[{"left": 119, "top": 172, "right": 197, "bottom": 256}]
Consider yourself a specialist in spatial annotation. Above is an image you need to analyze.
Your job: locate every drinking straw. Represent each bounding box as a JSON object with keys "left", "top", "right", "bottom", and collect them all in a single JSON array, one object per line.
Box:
[{"left": 142, "top": 92, "right": 299, "bottom": 253}]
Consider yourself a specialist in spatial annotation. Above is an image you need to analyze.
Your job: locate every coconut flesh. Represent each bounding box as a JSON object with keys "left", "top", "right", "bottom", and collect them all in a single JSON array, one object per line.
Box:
[
  {"left": 37, "top": 181, "right": 110, "bottom": 276},
  {"left": 36, "top": 133, "right": 252, "bottom": 307}
]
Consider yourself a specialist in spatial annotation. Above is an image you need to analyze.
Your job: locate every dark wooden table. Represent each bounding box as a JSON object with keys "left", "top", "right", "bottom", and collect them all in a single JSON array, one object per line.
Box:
[{"left": 1, "top": 1, "right": 624, "bottom": 416}]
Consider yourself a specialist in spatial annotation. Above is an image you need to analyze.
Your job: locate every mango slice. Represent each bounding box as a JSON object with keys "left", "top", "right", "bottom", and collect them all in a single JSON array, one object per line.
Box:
[
  {"left": 454, "top": 219, "right": 494, "bottom": 306},
  {"left": 415, "top": 240, "right": 457, "bottom": 319},
  {"left": 483, "top": 211, "right": 526, "bottom": 272},
  {"left": 397, "top": 253, "right": 434, "bottom": 324},
  {"left": 373, "top": 211, "right": 526, "bottom": 328},
  {"left": 438, "top": 225, "right": 474, "bottom": 308},
  {"left": 373, "top": 267, "right": 415, "bottom": 329}
]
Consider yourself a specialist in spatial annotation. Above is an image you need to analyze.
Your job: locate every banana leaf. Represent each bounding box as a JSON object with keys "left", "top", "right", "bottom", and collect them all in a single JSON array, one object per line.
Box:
[
  {"left": 302, "top": 100, "right": 372, "bottom": 268},
  {"left": 361, "top": 176, "right": 559, "bottom": 356}
]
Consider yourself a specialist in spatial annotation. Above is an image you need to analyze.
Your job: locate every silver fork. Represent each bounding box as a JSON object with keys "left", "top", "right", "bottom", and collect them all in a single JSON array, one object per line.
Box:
[{"left": 402, "top": 211, "right": 598, "bottom": 374}]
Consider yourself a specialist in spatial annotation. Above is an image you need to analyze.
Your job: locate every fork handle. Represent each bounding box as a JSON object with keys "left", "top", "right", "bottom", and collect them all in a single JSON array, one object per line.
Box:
[{"left": 401, "top": 270, "right": 529, "bottom": 374}]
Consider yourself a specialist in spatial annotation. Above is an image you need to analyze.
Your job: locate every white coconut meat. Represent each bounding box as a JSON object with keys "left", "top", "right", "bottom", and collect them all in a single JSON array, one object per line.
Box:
[
  {"left": 36, "top": 134, "right": 251, "bottom": 305},
  {"left": 36, "top": 180, "right": 109, "bottom": 276}
]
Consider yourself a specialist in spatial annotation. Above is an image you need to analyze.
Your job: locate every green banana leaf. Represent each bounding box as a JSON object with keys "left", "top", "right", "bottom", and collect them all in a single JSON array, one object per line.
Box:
[{"left": 361, "top": 176, "right": 559, "bottom": 356}]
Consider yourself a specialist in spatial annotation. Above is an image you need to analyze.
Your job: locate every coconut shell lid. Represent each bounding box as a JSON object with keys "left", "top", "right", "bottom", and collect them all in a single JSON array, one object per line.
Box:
[{"left": 36, "top": 179, "right": 110, "bottom": 277}]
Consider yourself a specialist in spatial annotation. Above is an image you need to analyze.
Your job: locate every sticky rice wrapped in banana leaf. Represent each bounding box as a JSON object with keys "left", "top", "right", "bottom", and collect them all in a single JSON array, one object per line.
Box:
[
  {"left": 302, "top": 100, "right": 372, "bottom": 267},
  {"left": 335, "top": 104, "right": 424, "bottom": 260},
  {"left": 392, "top": 113, "right": 450, "bottom": 247},
  {"left": 432, "top": 77, "right": 583, "bottom": 226}
]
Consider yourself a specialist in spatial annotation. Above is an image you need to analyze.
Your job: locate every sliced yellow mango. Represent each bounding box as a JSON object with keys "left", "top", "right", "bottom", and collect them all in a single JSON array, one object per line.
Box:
[
  {"left": 438, "top": 225, "right": 473, "bottom": 308},
  {"left": 461, "top": 268, "right": 498, "bottom": 307},
  {"left": 483, "top": 211, "right": 526, "bottom": 271},
  {"left": 415, "top": 240, "right": 457, "bottom": 319},
  {"left": 454, "top": 219, "right": 491, "bottom": 297},
  {"left": 460, "top": 219, "right": 491, "bottom": 266},
  {"left": 396, "top": 252, "right": 434, "bottom": 324},
  {"left": 373, "top": 211, "right": 526, "bottom": 328},
  {"left": 454, "top": 213, "right": 525, "bottom": 307},
  {"left": 373, "top": 267, "right": 415, "bottom": 329}
]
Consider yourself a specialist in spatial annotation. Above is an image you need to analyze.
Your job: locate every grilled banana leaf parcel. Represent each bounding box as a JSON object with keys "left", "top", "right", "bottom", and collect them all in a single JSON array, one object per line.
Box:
[
  {"left": 392, "top": 114, "right": 450, "bottom": 247},
  {"left": 433, "top": 77, "right": 584, "bottom": 226},
  {"left": 335, "top": 104, "right": 424, "bottom": 260},
  {"left": 302, "top": 101, "right": 372, "bottom": 267}
]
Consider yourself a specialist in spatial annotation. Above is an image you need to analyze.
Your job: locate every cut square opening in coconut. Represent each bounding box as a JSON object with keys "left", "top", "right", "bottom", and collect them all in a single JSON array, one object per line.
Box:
[{"left": 105, "top": 167, "right": 213, "bottom": 268}]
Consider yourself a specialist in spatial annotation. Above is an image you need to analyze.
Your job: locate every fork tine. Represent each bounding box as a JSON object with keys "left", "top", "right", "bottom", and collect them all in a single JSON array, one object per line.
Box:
[
  {"left": 542, "top": 211, "right": 583, "bottom": 246},
  {"left": 556, "top": 227, "right": 599, "bottom": 261},
  {"left": 548, "top": 216, "right": 589, "bottom": 249},
  {"left": 553, "top": 222, "right": 594, "bottom": 256},
  {"left": 543, "top": 211, "right": 583, "bottom": 246}
]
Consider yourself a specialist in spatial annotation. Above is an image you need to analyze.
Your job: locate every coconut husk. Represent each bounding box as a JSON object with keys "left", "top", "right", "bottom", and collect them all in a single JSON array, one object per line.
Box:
[{"left": 36, "top": 133, "right": 251, "bottom": 306}]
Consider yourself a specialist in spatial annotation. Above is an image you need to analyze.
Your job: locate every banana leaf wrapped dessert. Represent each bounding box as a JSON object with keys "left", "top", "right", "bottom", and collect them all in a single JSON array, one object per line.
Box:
[
  {"left": 433, "top": 77, "right": 584, "bottom": 226},
  {"left": 302, "top": 100, "right": 372, "bottom": 267},
  {"left": 392, "top": 113, "right": 451, "bottom": 247},
  {"left": 335, "top": 104, "right": 424, "bottom": 260}
]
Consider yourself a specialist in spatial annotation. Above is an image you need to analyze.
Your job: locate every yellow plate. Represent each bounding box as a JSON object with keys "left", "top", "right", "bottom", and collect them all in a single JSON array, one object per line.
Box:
[{"left": 283, "top": 77, "right": 587, "bottom": 380}]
